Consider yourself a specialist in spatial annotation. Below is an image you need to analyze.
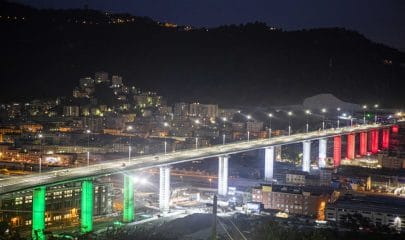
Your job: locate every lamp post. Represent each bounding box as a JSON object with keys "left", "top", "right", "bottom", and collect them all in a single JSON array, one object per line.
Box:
[
  {"left": 268, "top": 113, "right": 273, "bottom": 139},
  {"left": 127, "top": 126, "right": 133, "bottom": 163},
  {"left": 163, "top": 122, "right": 169, "bottom": 155},
  {"left": 221, "top": 117, "right": 227, "bottom": 145},
  {"left": 86, "top": 129, "right": 91, "bottom": 167},
  {"left": 321, "top": 108, "right": 326, "bottom": 131},
  {"left": 337, "top": 107, "right": 341, "bottom": 129},
  {"left": 194, "top": 119, "right": 200, "bottom": 149},
  {"left": 305, "top": 110, "right": 311, "bottom": 133},
  {"left": 363, "top": 105, "right": 367, "bottom": 125},
  {"left": 374, "top": 104, "right": 379, "bottom": 124},
  {"left": 246, "top": 115, "right": 251, "bottom": 141},
  {"left": 287, "top": 111, "right": 292, "bottom": 136},
  {"left": 38, "top": 134, "right": 43, "bottom": 174}
]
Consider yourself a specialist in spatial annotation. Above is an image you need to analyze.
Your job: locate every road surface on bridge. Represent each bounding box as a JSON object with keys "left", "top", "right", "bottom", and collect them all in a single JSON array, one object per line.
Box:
[{"left": 0, "top": 124, "right": 386, "bottom": 195}]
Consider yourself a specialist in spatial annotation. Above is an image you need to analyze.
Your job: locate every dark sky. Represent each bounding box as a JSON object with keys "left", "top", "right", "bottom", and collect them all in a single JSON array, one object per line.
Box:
[{"left": 14, "top": 0, "right": 405, "bottom": 51}]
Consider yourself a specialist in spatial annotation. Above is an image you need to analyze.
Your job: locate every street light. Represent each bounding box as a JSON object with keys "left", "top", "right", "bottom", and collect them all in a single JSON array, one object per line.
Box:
[
  {"left": 38, "top": 134, "right": 43, "bottom": 174},
  {"left": 363, "top": 105, "right": 367, "bottom": 124},
  {"left": 246, "top": 115, "right": 251, "bottom": 141},
  {"left": 86, "top": 129, "right": 91, "bottom": 167},
  {"left": 221, "top": 117, "right": 227, "bottom": 144},
  {"left": 321, "top": 108, "right": 326, "bottom": 131},
  {"left": 337, "top": 107, "right": 341, "bottom": 129},
  {"left": 127, "top": 126, "right": 133, "bottom": 163},
  {"left": 287, "top": 111, "right": 292, "bottom": 136},
  {"left": 374, "top": 104, "right": 379, "bottom": 123},
  {"left": 268, "top": 113, "right": 273, "bottom": 139},
  {"left": 163, "top": 122, "right": 169, "bottom": 155},
  {"left": 305, "top": 110, "right": 311, "bottom": 133}
]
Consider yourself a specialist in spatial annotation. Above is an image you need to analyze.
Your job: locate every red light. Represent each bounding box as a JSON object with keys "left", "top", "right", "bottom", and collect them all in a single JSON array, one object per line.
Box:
[
  {"left": 359, "top": 132, "right": 367, "bottom": 156},
  {"left": 334, "top": 136, "right": 341, "bottom": 167},
  {"left": 347, "top": 134, "right": 355, "bottom": 160},
  {"left": 392, "top": 125, "right": 399, "bottom": 133}
]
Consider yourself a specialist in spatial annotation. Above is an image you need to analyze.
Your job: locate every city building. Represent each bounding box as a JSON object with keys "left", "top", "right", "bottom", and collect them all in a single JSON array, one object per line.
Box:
[
  {"left": 173, "top": 102, "right": 189, "bottom": 117},
  {"left": 94, "top": 71, "right": 109, "bottom": 84},
  {"left": 63, "top": 106, "right": 80, "bottom": 117},
  {"left": 246, "top": 121, "right": 263, "bottom": 133},
  {"left": 378, "top": 154, "right": 405, "bottom": 169},
  {"left": 0, "top": 181, "right": 113, "bottom": 228},
  {"left": 326, "top": 195, "right": 405, "bottom": 231},
  {"left": 111, "top": 75, "right": 123, "bottom": 88},
  {"left": 252, "top": 184, "right": 332, "bottom": 219}
]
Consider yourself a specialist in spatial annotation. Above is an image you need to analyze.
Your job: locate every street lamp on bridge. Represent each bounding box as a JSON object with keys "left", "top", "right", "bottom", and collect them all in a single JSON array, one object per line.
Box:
[
  {"left": 268, "top": 113, "right": 273, "bottom": 139},
  {"left": 127, "top": 126, "right": 133, "bottom": 163},
  {"left": 337, "top": 107, "right": 341, "bottom": 129},
  {"left": 287, "top": 111, "right": 292, "bottom": 136},
  {"left": 246, "top": 115, "right": 252, "bottom": 141},
  {"left": 363, "top": 105, "right": 367, "bottom": 124},
  {"left": 374, "top": 104, "right": 379, "bottom": 123},
  {"left": 86, "top": 129, "right": 91, "bottom": 167},
  {"left": 321, "top": 108, "right": 326, "bottom": 131},
  {"left": 305, "top": 110, "right": 311, "bottom": 133}
]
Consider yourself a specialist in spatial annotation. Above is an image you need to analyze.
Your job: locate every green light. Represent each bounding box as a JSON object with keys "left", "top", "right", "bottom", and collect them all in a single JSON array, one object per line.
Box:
[
  {"left": 123, "top": 175, "right": 134, "bottom": 222},
  {"left": 32, "top": 186, "right": 46, "bottom": 240},
  {"left": 81, "top": 180, "right": 93, "bottom": 233}
]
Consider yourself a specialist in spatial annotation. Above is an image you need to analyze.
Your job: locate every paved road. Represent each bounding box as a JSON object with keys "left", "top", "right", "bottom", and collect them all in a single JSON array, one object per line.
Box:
[{"left": 0, "top": 124, "right": 387, "bottom": 195}]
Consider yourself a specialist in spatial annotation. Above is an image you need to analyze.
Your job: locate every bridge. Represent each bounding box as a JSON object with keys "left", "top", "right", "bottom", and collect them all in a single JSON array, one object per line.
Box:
[{"left": 0, "top": 123, "right": 393, "bottom": 239}]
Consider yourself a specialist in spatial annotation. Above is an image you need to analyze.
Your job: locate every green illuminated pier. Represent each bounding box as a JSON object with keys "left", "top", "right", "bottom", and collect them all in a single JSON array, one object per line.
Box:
[
  {"left": 123, "top": 175, "right": 134, "bottom": 222},
  {"left": 81, "top": 180, "right": 93, "bottom": 233},
  {"left": 32, "top": 186, "right": 46, "bottom": 240}
]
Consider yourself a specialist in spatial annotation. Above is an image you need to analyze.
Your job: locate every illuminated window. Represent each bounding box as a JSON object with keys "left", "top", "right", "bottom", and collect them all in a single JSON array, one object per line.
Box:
[{"left": 15, "top": 197, "right": 23, "bottom": 205}]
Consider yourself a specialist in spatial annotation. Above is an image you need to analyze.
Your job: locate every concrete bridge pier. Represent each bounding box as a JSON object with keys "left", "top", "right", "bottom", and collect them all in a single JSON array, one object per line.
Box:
[
  {"left": 218, "top": 155, "right": 229, "bottom": 196},
  {"left": 32, "top": 186, "right": 46, "bottom": 240},
  {"left": 264, "top": 146, "right": 275, "bottom": 181},
  {"left": 347, "top": 133, "right": 355, "bottom": 160},
  {"left": 81, "top": 179, "right": 94, "bottom": 233},
  {"left": 123, "top": 175, "right": 134, "bottom": 222},
  {"left": 159, "top": 165, "right": 171, "bottom": 214},
  {"left": 359, "top": 132, "right": 367, "bottom": 156},
  {"left": 382, "top": 128, "right": 390, "bottom": 149},
  {"left": 333, "top": 136, "right": 341, "bottom": 167},
  {"left": 318, "top": 138, "right": 327, "bottom": 168},
  {"left": 302, "top": 141, "right": 311, "bottom": 172}
]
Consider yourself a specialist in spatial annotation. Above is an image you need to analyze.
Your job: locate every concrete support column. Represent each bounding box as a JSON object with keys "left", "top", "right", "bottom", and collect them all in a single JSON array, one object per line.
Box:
[
  {"left": 371, "top": 129, "right": 379, "bottom": 154},
  {"left": 302, "top": 141, "right": 311, "bottom": 172},
  {"left": 318, "top": 138, "right": 327, "bottom": 168},
  {"left": 159, "top": 165, "right": 171, "bottom": 213},
  {"left": 218, "top": 155, "right": 229, "bottom": 196},
  {"left": 123, "top": 175, "right": 134, "bottom": 222},
  {"left": 347, "top": 133, "right": 355, "bottom": 160},
  {"left": 264, "top": 146, "right": 275, "bottom": 181},
  {"left": 333, "top": 136, "right": 341, "bottom": 167},
  {"left": 359, "top": 132, "right": 367, "bottom": 156},
  {"left": 81, "top": 179, "right": 94, "bottom": 233},
  {"left": 382, "top": 128, "right": 390, "bottom": 150},
  {"left": 275, "top": 145, "right": 282, "bottom": 161},
  {"left": 32, "top": 186, "right": 46, "bottom": 240}
]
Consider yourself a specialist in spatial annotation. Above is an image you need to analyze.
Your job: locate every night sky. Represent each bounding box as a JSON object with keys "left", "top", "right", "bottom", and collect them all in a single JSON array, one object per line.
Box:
[{"left": 14, "top": 0, "right": 405, "bottom": 51}]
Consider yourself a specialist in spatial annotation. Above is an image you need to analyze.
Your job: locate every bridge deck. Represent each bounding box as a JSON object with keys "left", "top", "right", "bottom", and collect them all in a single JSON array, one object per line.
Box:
[{"left": 0, "top": 124, "right": 388, "bottom": 195}]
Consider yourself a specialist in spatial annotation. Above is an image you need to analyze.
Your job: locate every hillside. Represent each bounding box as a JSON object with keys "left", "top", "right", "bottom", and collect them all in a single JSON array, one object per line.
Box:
[{"left": 1, "top": 0, "right": 404, "bottom": 107}]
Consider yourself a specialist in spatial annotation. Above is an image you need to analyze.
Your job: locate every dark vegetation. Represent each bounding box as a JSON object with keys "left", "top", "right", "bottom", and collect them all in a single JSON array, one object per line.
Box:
[{"left": 1, "top": 0, "right": 404, "bottom": 107}]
